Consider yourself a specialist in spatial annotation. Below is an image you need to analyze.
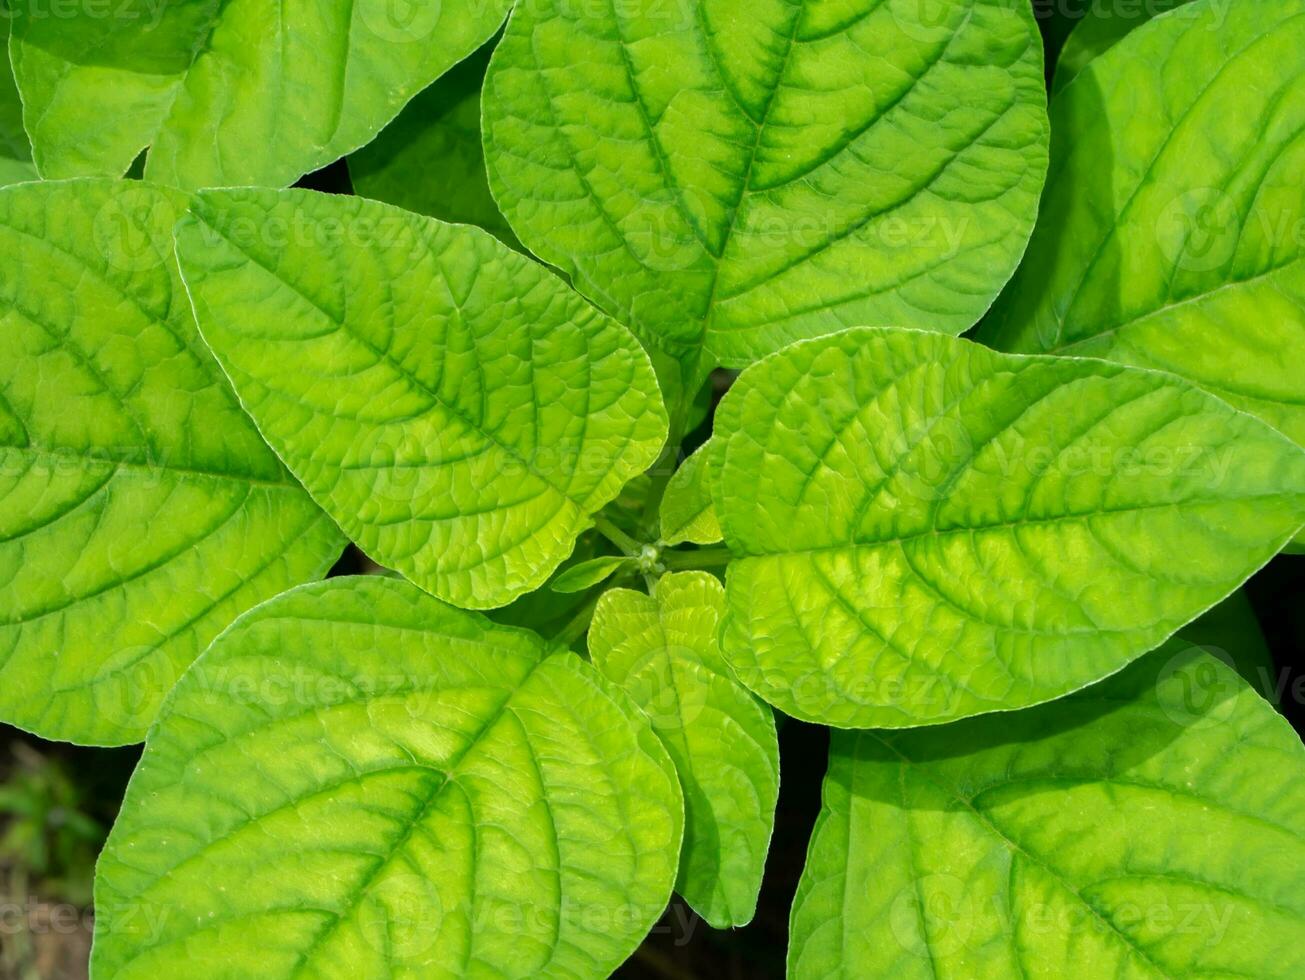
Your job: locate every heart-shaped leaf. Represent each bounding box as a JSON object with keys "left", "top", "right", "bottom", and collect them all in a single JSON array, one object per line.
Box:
[
  {"left": 10, "top": 0, "right": 512, "bottom": 189},
  {"left": 92, "top": 576, "right": 683, "bottom": 978},
  {"left": 0, "top": 179, "right": 343, "bottom": 746},
  {"left": 712, "top": 327, "right": 1305, "bottom": 728},
  {"left": 175, "top": 188, "right": 668, "bottom": 610},
  {"left": 788, "top": 646, "right": 1305, "bottom": 978},
  {"left": 589, "top": 572, "right": 778, "bottom": 929},
  {"left": 483, "top": 0, "right": 1049, "bottom": 381}
]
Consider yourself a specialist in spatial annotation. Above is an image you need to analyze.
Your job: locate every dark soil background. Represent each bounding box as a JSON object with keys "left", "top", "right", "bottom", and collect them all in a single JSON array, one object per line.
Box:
[{"left": 3, "top": 6, "right": 1303, "bottom": 978}]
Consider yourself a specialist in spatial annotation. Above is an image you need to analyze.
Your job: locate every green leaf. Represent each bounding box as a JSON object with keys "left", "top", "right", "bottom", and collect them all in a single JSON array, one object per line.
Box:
[
  {"left": 482, "top": 0, "right": 1049, "bottom": 377},
  {"left": 659, "top": 444, "right": 722, "bottom": 547},
  {"left": 349, "top": 40, "right": 520, "bottom": 250},
  {"left": 0, "top": 179, "right": 344, "bottom": 746},
  {"left": 0, "top": 16, "right": 35, "bottom": 185},
  {"left": 550, "top": 555, "right": 631, "bottom": 594},
  {"left": 175, "top": 188, "right": 668, "bottom": 610},
  {"left": 711, "top": 327, "right": 1305, "bottom": 728},
  {"left": 589, "top": 572, "right": 778, "bottom": 929},
  {"left": 9, "top": 0, "right": 512, "bottom": 190},
  {"left": 984, "top": 1, "right": 1305, "bottom": 454},
  {"left": 1053, "top": 0, "right": 1194, "bottom": 94},
  {"left": 92, "top": 576, "right": 683, "bottom": 979},
  {"left": 787, "top": 647, "right": 1305, "bottom": 978}
]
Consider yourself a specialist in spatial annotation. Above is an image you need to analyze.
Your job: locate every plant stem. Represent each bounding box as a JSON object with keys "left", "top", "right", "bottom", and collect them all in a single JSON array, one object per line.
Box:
[
  {"left": 661, "top": 546, "right": 732, "bottom": 571},
  {"left": 592, "top": 515, "right": 642, "bottom": 556}
]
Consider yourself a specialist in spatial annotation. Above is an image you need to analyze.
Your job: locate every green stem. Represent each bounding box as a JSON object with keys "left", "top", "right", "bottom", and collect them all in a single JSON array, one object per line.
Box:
[
  {"left": 661, "top": 546, "right": 732, "bottom": 571},
  {"left": 592, "top": 515, "right": 642, "bottom": 556}
]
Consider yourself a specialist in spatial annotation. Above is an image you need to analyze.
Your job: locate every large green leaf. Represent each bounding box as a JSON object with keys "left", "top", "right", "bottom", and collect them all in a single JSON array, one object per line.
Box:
[
  {"left": 0, "top": 179, "right": 343, "bottom": 746},
  {"left": 0, "top": 16, "right": 35, "bottom": 185},
  {"left": 175, "top": 188, "right": 668, "bottom": 610},
  {"left": 788, "top": 648, "right": 1305, "bottom": 978},
  {"left": 589, "top": 572, "right": 778, "bottom": 929},
  {"left": 1052, "top": 0, "right": 1194, "bottom": 94},
  {"left": 92, "top": 576, "right": 683, "bottom": 979},
  {"left": 9, "top": 0, "right": 512, "bottom": 190},
  {"left": 482, "top": 0, "right": 1049, "bottom": 382},
  {"left": 349, "top": 40, "right": 520, "bottom": 250},
  {"left": 984, "top": 0, "right": 1305, "bottom": 454},
  {"left": 711, "top": 328, "right": 1305, "bottom": 728}
]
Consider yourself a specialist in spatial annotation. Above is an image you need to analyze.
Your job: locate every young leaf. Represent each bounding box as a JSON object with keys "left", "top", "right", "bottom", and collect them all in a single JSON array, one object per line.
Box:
[
  {"left": 550, "top": 555, "right": 631, "bottom": 594},
  {"left": 985, "top": 0, "right": 1305, "bottom": 454},
  {"left": 0, "top": 17, "right": 35, "bottom": 185},
  {"left": 482, "top": 0, "right": 1049, "bottom": 375},
  {"left": 659, "top": 444, "right": 723, "bottom": 547},
  {"left": 0, "top": 179, "right": 344, "bottom": 747},
  {"left": 589, "top": 572, "right": 778, "bottom": 929},
  {"left": 787, "top": 648, "right": 1305, "bottom": 979},
  {"left": 92, "top": 576, "right": 683, "bottom": 979},
  {"left": 711, "top": 328, "right": 1305, "bottom": 728},
  {"left": 1053, "top": 0, "right": 1193, "bottom": 94},
  {"left": 9, "top": 0, "right": 512, "bottom": 189},
  {"left": 349, "top": 41, "right": 521, "bottom": 250},
  {"left": 488, "top": 533, "right": 609, "bottom": 642},
  {"left": 175, "top": 188, "right": 668, "bottom": 610}
]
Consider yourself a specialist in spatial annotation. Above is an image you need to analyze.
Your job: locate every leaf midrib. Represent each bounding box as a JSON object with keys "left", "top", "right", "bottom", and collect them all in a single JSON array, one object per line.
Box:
[
  {"left": 732, "top": 493, "right": 1305, "bottom": 560},
  {"left": 1, "top": 443, "right": 299, "bottom": 491}
]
